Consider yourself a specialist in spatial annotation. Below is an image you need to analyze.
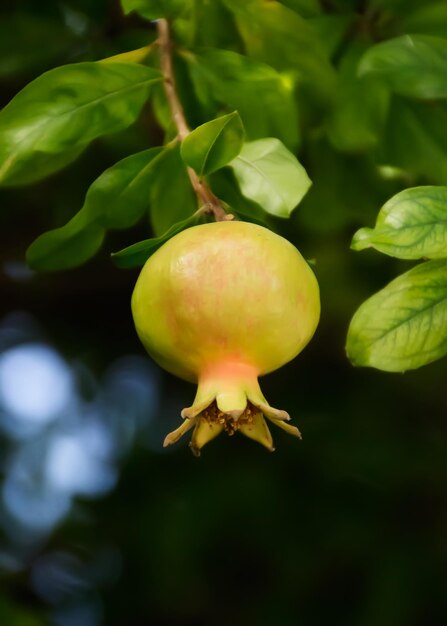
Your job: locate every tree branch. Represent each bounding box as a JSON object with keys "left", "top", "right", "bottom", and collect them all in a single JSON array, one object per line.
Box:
[{"left": 156, "top": 18, "right": 232, "bottom": 222}]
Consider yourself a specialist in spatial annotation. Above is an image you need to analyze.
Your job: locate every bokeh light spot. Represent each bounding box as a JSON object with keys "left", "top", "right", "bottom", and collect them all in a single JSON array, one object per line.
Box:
[{"left": 0, "top": 344, "right": 73, "bottom": 424}]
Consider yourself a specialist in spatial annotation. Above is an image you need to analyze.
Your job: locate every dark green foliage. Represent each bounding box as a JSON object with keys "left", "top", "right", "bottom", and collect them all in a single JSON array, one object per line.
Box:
[
  {"left": 27, "top": 147, "right": 163, "bottom": 270},
  {"left": 2, "top": 0, "right": 447, "bottom": 370},
  {"left": 2, "top": 2, "right": 447, "bottom": 626},
  {"left": 185, "top": 47, "right": 300, "bottom": 149},
  {"left": 2, "top": 0, "right": 447, "bottom": 371}
]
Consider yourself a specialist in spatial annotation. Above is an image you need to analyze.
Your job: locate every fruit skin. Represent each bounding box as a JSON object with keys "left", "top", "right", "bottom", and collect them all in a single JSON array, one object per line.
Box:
[{"left": 132, "top": 220, "right": 320, "bottom": 454}]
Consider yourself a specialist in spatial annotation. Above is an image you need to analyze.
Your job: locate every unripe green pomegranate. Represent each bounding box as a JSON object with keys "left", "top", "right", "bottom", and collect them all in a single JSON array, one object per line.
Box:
[{"left": 132, "top": 221, "right": 320, "bottom": 455}]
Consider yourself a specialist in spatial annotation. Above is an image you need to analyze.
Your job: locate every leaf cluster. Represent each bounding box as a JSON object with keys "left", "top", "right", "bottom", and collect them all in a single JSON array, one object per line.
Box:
[
  {"left": 348, "top": 187, "right": 447, "bottom": 371},
  {"left": 4, "top": 0, "right": 447, "bottom": 375},
  {"left": 0, "top": 0, "right": 321, "bottom": 271}
]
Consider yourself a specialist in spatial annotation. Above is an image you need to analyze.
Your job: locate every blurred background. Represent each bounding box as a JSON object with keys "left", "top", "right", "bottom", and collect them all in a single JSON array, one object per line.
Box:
[{"left": 1, "top": 1, "right": 447, "bottom": 625}]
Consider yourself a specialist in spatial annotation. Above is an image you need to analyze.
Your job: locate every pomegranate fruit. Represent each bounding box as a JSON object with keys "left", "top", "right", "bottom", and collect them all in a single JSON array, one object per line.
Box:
[{"left": 132, "top": 221, "right": 320, "bottom": 455}]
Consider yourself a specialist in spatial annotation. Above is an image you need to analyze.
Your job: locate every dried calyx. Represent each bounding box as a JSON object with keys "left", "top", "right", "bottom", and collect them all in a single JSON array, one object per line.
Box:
[{"left": 163, "top": 363, "right": 301, "bottom": 456}]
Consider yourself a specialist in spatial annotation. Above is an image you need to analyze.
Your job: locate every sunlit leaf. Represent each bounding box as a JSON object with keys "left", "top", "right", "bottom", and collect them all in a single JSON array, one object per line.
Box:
[
  {"left": 0, "top": 62, "right": 161, "bottom": 186},
  {"left": 112, "top": 211, "right": 203, "bottom": 268},
  {"left": 347, "top": 259, "right": 447, "bottom": 371},
  {"left": 181, "top": 112, "right": 244, "bottom": 176},
  {"left": 230, "top": 138, "right": 311, "bottom": 218},
  {"left": 100, "top": 46, "right": 153, "bottom": 65},
  {"left": 352, "top": 186, "right": 447, "bottom": 259},
  {"left": 27, "top": 147, "right": 163, "bottom": 270},
  {"left": 185, "top": 48, "right": 300, "bottom": 150},
  {"left": 358, "top": 35, "right": 447, "bottom": 99}
]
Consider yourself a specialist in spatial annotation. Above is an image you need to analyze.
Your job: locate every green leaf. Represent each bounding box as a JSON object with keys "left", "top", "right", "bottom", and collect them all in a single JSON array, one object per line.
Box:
[
  {"left": 358, "top": 35, "right": 447, "bottom": 99},
  {"left": 100, "top": 46, "right": 153, "bottom": 65},
  {"left": 180, "top": 112, "right": 244, "bottom": 176},
  {"left": 209, "top": 168, "right": 271, "bottom": 225},
  {"left": 381, "top": 98, "right": 447, "bottom": 182},
  {"left": 112, "top": 211, "right": 202, "bottom": 268},
  {"left": 347, "top": 259, "right": 447, "bottom": 371},
  {"left": 81, "top": 147, "right": 164, "bottom": 229},
  {"left": 185, "top": 48, "right": 300, "bottom": 150},
  {"left": 121, "top": 0, "right": 187, "bottom": 19},
  {"left": 327, "top": 43, "right": 390, "bottom": 153},
  {"left": 26, "top": 211, "right": 105, "bottom": 272},
  {"left": 402, "top": 3, "right": 447, "bottom": 38},
  {"left": 352, "top": 186, "right": 447, "bottom": 259},
  {"left": 148, "top": 143, "right": 198, "bottom": 236},
  {"left": 0, "top": 62, "right": 161, "bottom": 186},
  {"left": 309, "top": 14, "right": 354, "bottom": 59},
  {"left": 222, "top": 0, "right": 336, "bottom": 99},
  {"left": 27, "top": 147, "right": 163, "bottom": 270},
  {"left": 185, "top": 1, "right": 240, "bottom": 48},
  {"left": 278, "top": 0, "right": 321, "bottom": 18},
  {"left": 229, "top": 138, "right": 311, "bottom": 218},
  {"left": 368, "top": 0, "right": 421, "bottom": 10}
]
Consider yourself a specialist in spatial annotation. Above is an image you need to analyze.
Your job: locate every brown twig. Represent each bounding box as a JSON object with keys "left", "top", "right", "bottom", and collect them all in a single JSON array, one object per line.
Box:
[{"left": 156, "top": 18, "right": 231, "bottom": 222}]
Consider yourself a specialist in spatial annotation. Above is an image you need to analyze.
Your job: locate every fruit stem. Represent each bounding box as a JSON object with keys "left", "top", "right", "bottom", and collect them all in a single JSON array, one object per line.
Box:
[{"left": 156, "top": 19, "right": 231, "bottom": 223}]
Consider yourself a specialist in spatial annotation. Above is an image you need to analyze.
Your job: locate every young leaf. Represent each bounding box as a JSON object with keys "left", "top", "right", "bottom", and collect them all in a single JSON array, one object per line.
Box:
[
  {"left": 347, "top": 259, "right": 447, "bottom": 372},
  {"left": 186, "top": 48, "right": 300, "bottom": 150},
  {"left": 26, "top": 147, "right": 163, "bottom": 270},
  {"left": 358, "top": 35, "right": 447, "bottom": 99},
  {"left": 121, "top": 0, "right": 187, "bottom": 19},
  {"left": 148, "top": 143, "right": 198, "bottom": 236},
  {"left": 112, "top": 212, "right": 203, "bottom": 268},
  {"left": 229, "top": 138, "right": 311, "bottom": 218},
  {"left": 352, "top": 186, "right": 447, "bottom": 259},
  {"left": 180, "top": 111, "right": 244, "bottom": 176},
  {"left": 0, "top": 62, "right": 161, "bottom": 186}
]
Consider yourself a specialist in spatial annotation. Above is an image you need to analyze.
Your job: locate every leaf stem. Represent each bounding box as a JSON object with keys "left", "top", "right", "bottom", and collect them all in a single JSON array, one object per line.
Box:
[{"left": 156, "top": 18, "right": 231, "bottom": 222}]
